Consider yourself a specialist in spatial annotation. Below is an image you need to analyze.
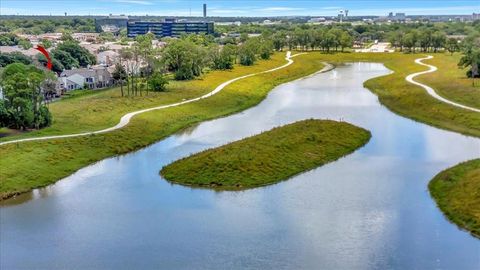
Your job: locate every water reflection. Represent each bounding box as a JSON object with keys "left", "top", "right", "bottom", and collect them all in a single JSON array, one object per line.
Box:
[{"left": 1, "top": 63, "right": 479, "bottom": 270}]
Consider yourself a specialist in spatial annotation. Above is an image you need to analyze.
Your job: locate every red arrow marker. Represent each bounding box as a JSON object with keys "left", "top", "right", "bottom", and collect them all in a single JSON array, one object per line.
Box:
[{"left": 35, "top": 45, "right": 52, "bottom": 70}]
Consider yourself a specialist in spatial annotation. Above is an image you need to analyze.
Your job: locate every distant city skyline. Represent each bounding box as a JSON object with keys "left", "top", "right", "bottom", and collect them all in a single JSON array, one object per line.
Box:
[{"left": 1, "top": 0, "right": 479, "bottom": 17}]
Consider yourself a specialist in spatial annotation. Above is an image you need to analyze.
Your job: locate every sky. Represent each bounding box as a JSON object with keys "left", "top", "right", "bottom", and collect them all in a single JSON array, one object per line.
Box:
[{"left": 1, "top": 0, "right": 479, "bottom": 17}]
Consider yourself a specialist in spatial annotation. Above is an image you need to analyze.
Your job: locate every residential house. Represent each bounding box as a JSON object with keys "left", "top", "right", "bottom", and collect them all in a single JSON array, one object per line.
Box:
[
  {"left": 58, "top": 66, "right": 113, "bottom": 92},
  {"left": 97, "top": 50, "right": 120, "bottom": 66},
  {"left": 0, "top": 46, "right": 40, "bottom": 57}
]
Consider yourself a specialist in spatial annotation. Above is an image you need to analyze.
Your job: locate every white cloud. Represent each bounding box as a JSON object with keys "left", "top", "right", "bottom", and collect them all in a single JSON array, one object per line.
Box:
[
  {"left": 114, "top": 0, "right": 153, "bottom": 5},
  {"left": 257, "top": 7, "right": 305, "bottom": 12},
  {"left": 321, "top": 6, "right": 342, "bottom": 10},
  {"left": 350, "top": 5, "right": 479, "bottom": 16}
]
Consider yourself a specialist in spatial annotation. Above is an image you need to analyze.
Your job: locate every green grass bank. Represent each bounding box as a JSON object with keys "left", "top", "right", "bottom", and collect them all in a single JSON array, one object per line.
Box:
[
  {"left": 429, "top": 159, "right": 480, "bottom": 238},
  {"left": 1, "top": 52, "right": 479, "bottom": 202},
  {"left": 161, "top": 119, "right": 371, "bottom": 190},
  {"left": 0, "top": 52, "right": 326, "bottom": 199}
]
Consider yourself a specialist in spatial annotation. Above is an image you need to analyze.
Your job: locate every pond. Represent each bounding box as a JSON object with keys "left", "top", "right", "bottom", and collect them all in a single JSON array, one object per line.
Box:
[{"left": 1, "top": 63, "right": 479, "bottom": 269}]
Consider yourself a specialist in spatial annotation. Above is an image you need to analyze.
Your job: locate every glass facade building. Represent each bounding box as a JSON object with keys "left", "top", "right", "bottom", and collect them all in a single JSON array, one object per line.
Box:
[{"left": 127, "top": 20, "right": 214, "bottom": 38}]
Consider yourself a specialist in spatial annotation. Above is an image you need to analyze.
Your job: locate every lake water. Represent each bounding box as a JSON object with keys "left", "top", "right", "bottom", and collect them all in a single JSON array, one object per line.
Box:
[{"left": 1, "top": 63, "right": 479, "bottom": 270}]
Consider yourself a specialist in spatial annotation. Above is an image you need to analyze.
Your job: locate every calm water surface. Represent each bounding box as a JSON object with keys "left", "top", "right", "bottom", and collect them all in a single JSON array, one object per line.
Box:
[{"left": 1, "top": 63, "right": 479, "bottom": 270}]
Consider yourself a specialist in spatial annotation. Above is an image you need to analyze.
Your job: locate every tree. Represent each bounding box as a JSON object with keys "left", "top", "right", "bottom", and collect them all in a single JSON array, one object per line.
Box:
[
  {"left": 272, "top": 32, "right": 286, "bottom": 51},
  {"left": 135, "top": 33, "right": 156, "bottom": 95},
  {"left": 120, "top": 48, "right": 133, "bottom": 95},
  {"left": 40, "top": 38, "right": 53, "bottom": 49},
  {"left": 238, "top": 38, "right": 258, "bottom": 66},
  {"left": 50, "top": 49, "right": 79, "bottom": 70},
  {"left": 402, "top": 31, "right": 418, "bottom": 53},
  {"left": 56, "top": 41, "right": 96, "bottom": 67},
  {"left": 446, "top": 38, "right": 459, "bottom": 55},
  {"left": 431, "top": 31, "right": 446, "bottom": 53},
  {"left": 162, "top": 39, "right": 208, "bottom": 80},
  {"left": 339, "top": 31, "right": 354, "bottom": 52},
  {"left": 210, "top": 44, "right": 234, "bottom": 70},
  {"left": 321, "top": 32, "right": 336, "bottom": 53},
  {"left": 328, "top": 28, "right": 343, "bottom": 51},
  {"left": 18, "top": 39, "right": 32, "bottom": 50},
  {"left": 0, "top": 99, "right": 8, "bottom": 128},
  {"left": 459, "top": 48, "right": 480, "bottom": 85},
  {"left": 388, "top": 30, "right": 404, "bottom": 51},
  {"left": 112, "top": 63, "right": 127, "bottom": 96},
  {"left": 418, "top": 28, "right": 432, "bottom": 52},
  {"left": 0, "top": 52, "right": 32, "bottom": 67},
  {"left": 258, "top": 38, "right": 274, "bottom": 60},
  {"left": 0, "top": 63, "right": 51, "bottom": 130},
  {"left": 148, "top": 72, "right": 169, "bottom": 92},
  {"left": 224, "top": 44, "right": 238, "bottom": 64},
  {"left": 0, "top": 33, "right": 19, "bottom": 46},
  {"left": 458, "top": 34, "right": 480, "bottom": 85}
]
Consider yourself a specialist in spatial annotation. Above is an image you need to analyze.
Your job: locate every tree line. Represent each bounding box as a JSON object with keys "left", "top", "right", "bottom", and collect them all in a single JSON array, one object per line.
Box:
[
  {"left": 111, "top": 33, "right": 275, "bottom": 97},
  {"left": 0, "top": 63, "right": 54, "bottom": 130}
]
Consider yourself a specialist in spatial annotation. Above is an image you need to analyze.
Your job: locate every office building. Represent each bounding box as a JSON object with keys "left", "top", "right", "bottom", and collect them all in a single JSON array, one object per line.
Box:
[{"left": 127, "top": 19, "right": 214, "bottom": 38}]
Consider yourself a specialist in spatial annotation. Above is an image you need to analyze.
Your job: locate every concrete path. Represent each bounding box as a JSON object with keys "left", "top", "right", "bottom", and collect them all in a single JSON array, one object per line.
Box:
[
  {"left": 407, "top": 55, "right": 480, "bottom": 113},
  {"left": 0, "top": 51, "right": 302, "bottom": 146}
]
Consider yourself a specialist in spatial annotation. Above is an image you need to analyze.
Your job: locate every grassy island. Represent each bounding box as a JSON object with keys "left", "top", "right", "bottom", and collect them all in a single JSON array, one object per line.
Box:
[
  {"left": 429, "top": 159, "right": 480, "bottom": 238},
  {"left": 161, "top": 120, "right": 371, "bottom": 190}
]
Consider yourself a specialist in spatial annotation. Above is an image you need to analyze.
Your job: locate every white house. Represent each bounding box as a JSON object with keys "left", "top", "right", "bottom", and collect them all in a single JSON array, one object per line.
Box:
[{"left": 58, "top": 67, "right": 113, "bottom": 92}]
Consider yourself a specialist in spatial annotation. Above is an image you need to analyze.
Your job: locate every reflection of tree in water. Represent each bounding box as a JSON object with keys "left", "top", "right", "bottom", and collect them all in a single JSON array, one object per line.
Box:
[{"left": 178, "top": 123, "right": 201, "bottom": 136}]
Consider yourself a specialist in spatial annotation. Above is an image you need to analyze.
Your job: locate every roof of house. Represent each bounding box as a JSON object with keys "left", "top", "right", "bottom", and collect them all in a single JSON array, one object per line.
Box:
[
  {"left": 0, "top": 46, "right": 39, "bottom": 57},
  {"left": 60, "top": 67, "right": 112, "bottom": 80}
]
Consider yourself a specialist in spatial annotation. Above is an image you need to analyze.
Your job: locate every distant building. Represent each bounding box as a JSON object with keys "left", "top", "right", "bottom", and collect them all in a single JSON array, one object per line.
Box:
[
  {"left": 308, "top": 17, "right": 326, "bottom": 23},
  {"left": 97, "top": 50, "right": 119, "bottom": 66},
  {"left": 215, "top": 21, "right": 241, "bottom": 26},
  {"left": 95, "top": 14, "right": 129, "bottom": 33},
  {"left": 0, "top": 46, "right": 39, "bottom": 57},
  {"left": 127, "top": 19, "right": 214, "bottom": 38},
  {"left": 72, "top": 33, "right": 99, "bottom": 43},
  {"left": 395, "top": 13, "right": 406, "bottom": 21}
]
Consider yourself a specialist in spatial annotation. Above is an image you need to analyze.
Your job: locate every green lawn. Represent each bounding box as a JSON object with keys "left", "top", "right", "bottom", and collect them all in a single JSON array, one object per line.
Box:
[
  {"left": 161, "top": 119, "right": 371, "bottom": 190},
  {"left": 0, "top": 52, "right": 326, "bottom": 199},
  {"left": 419, "top": 53, "right": 480, "bottom": 109},
  {"left": 429, "top": 159, "right": 480, "bottom": 238},
  {"left": 0, "top": 54, "right": 287, "bottom": 142}
]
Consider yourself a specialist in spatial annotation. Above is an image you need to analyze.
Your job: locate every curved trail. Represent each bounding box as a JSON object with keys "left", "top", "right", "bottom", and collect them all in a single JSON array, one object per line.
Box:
[
  {"left": 3, "top": 54, "right": 476, "bottom": 147},
  {"left": 406, "top": 55, "right": 480, "bottom": 113},
  {"left": 0, "top": 51, "right": 306, "bottom": 146}
]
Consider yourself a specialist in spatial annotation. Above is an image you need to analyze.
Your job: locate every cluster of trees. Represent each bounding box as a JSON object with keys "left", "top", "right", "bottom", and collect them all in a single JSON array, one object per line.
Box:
[
  {"left": 388, "top": 29, "right": 449, "bottom": 53},
  {"left": 0, "top": 33, "right": 32, "bottom": 49},
  {"left": 458, "top": 34, "right": 480, "bottom": 84},
  {"left": 0, "top": 17, "right": 96, "bottom": 35},
  {"left": 217, "top": 20, "right": 480, "bottom": 46},
  {"left": 0, "top": 63, "right": 54, "bottom": 130},
  {"left": 37, "top": 33, "right": 96, "bottom": 72},
  {"left": 111, "top": 33, "right": 275, "bottom": 97},
  {"left": 271, "top": 28, "right": 353, "bottom": 52},
  {"left": 0, "top": 52, "right": 32, "bottom": 67}
]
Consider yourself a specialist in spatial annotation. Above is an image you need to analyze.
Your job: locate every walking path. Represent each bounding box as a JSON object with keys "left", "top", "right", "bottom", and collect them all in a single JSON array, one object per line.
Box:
[
  {"left": 0, "top": 52, "right": 303, "bottom": 146},
  {"left": 3, "top": 54, "right": 474, "bottom": 147},
  {"left": 406, "top": 55, "right": 480, "bottom": 113}
]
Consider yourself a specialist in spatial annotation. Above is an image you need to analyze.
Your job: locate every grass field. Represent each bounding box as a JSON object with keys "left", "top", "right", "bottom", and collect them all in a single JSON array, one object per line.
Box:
[
  {"left": 0, "top": 52, "right": 326, "bottom": 199},
  {"left": 419, "top": 53, "right": 480, "bottom": 109},
  {"left": 161, "top": 119, "right": 371, "bottom": 190},
  {"left": 429, "top": 159, "right": 480, "bottom": 238},
  {"left": 1, "top": 51, "right": 479, "bottom": 203},
  {"left": 0, "top": 54, "right": 287, "bottom": 142}
]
